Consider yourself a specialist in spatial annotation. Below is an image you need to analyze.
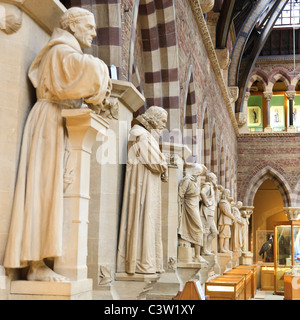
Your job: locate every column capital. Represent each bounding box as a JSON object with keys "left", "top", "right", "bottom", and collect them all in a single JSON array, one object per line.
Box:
[
  {"left": 283, "top": 207, "right": 300, "bottom": 221},
  {"left": 263, "top": 91, "right": 272, "bottom": 101},
  {"left": 286, "top": 91, "right": 296, "bottom": 100},
  {"left": 244, "top": 92, "right": 251, "bottom": 101}
]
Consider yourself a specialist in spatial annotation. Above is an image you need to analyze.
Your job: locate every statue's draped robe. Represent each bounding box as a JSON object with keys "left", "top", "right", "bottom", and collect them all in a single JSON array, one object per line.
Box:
[
  {"left": 218, "top": 199, "right": 234, "bottom": 239},
  {"left": 4, "top": 28, "right": 110, "bottom": 268},
  {"left": 232, "top": 207, "right": 243, "bottom": 252},
  {"left": 117, "top": 124, "right": 167, "bottom": 274},
  {"left": 178, "top": 175, "right": 203, "bottom": 246}
]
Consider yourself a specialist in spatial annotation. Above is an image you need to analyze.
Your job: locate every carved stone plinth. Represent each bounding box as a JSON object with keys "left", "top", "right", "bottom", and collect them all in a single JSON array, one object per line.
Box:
[
  {"left": 54, "top": 109, "right": 109, "bottom": 284},
  {"left": 283, "top": 207, "right": 300, "bottom": 221},
  {"left": 114, "top": 273, "right": 160, "bottom": 300},
  {"left": 9, "top": 279, "right": 93, "bottom": 300},
  {"left": 217, "top": 252, "right": 232, "bottom": 274},
  {"left": 177, "top": 262, "right": 207, "bottom": 288},
  {"left": 231, "top": 251, "right": 242, "bottom": 268},
  {"left": 240, "top": 251, "right": 253, "bottom": 265}
]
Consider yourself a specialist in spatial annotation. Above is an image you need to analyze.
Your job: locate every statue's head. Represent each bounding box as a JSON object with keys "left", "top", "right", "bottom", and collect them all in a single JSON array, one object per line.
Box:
[
  {"left": 60, "top": 7, "right": 96, "bottom": 48},
  {"left": 138, "top": 106, "right": 168, "bottom": 132},
  {"left": 190, "top": 163, "right": 207, "bottom": 177},
  {"left": 206, "top": 171, "right": 217, "bottom": 184},
  {"left": 221, "top": 188, "right": 231, "bottom": 200},
  {"left": 236, "top": 201, "right": 243, "bottom": 209}
]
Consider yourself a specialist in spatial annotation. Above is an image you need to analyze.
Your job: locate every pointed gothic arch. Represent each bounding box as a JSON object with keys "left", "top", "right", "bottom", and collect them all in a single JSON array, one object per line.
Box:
[{"left": 244, "top": 166, "right": 292, "bottom": 207}]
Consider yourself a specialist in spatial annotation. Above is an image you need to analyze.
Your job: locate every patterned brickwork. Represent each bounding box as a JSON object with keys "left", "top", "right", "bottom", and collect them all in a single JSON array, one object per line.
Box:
[{"left": 237, "top": 134, "right": 300, "bottom": 207}]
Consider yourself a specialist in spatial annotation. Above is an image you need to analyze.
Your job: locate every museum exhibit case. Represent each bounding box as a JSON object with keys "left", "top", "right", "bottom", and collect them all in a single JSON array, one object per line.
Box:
[
  {"left": 274, "top": 221, "right": 300, "bottom": 295},
  {"left": 223, "top": 268, "right": 252, "bottom": 300},
  {"left": 234, "top": 265, "right": 257, "bottom": 298},
  {"left": 205, "top": 275, "right": 245, "bottom": 300}
]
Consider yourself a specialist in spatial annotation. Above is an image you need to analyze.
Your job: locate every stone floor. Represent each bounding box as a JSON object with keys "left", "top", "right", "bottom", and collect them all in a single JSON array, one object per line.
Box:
[{"left": 252, "top": 290, "right": 284, "bottom": 300}]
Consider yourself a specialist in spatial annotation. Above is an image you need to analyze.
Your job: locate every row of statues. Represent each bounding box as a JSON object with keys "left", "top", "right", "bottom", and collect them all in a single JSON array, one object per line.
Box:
[
  {"left": 3, "top": 6, "right": 252, "bottom": 284},
  {"left": 178, "top": 164, "right": 251, "bottom": 263}
]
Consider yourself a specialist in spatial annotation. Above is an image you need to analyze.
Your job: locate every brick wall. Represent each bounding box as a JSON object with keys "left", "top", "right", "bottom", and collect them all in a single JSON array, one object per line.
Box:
[{"left": 237, "top": 134, "right": 300, "bottom": 207}]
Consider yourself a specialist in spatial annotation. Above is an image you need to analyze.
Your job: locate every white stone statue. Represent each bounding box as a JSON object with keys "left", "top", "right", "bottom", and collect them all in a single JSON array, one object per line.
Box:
[
  {"left": 218, "top": 189, "right": 235, "bottom": 253},
  {"left": 240, "top": 207, "right": 252, "bottom": 253},
  {"left": 117, "top": 106, "right": 168, "bottom": 274},
  {"left": 231, "top": 201, "right": 244, "bottom": 252},
  {"left": 4, "top": 7, "right": 111, "bottom": 281},
  {"left": 178, "top": 163, "right": 207, "bottom": 263},
  {"left": 199, "top": 171, "right": 219, "bottom": 256}
]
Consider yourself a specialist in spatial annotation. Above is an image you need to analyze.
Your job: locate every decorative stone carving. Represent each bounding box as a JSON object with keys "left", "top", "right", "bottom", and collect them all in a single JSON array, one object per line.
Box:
[
  {"left": 228, "top": 86, "right": 239, "bottom": 103},
  {"left": 235, "top": 112, "right": 247, "bottom": 127},
  {"left": 178, "top": 163, "right": 207, "bottom": 263},
  {"left": 3, "top": 7, "right": 111, "bottom": 282},
  {"left": 200, "top": 0, "right": 215, "bottom": 13},
  {"left": 216, "top": 48, "right": 231, "bottom": 70},
  {"left": 263, "top": 91, "right": 273, "bottom": 101},
  {"left": 218, "top": 189, "right": 235, "bottom": 253},
  {"left": 117, "top": 106, "right": 168, "bottom": 274},
  {"left": 283, "top": 207, "right": 300, "bottom": 221},
  {"left": 0, "top": 3, "right": 22, "bottom": 34},
  {"left": 99, "top": 266, "right": 113, "bottom": 285},
  {"left": 199, "top": 171, "right": 219, "bottom": 256},
  {"left": 286, "top": 91, "right": 296, "bottom": 101}
]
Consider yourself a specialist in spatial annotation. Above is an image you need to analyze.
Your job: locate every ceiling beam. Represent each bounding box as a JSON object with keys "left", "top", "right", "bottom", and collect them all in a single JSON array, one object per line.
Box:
[{"left": 215, "top": 0, "right": 236, "bottom": 48}]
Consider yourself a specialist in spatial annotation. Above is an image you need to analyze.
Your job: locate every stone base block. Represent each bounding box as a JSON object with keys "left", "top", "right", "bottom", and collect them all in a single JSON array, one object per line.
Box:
[
  {"left": 240, "top": 251, "right": 253, "bottom": 265},
  {"left": 9, "top": 279, "right": 93, "bottom": 300},
  {"left": 217, "top": 252, "right": 232, "bottom": 274},
  {"left": 146, "top": 271, "right": 181, "bottom": 300},
  {"left": 114, "top": 273, "right": 160, "bottom": 300}
]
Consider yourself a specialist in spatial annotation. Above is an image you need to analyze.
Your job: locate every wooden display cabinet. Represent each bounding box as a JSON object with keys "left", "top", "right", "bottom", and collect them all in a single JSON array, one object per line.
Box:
[
  {"left": 260, "top": 263, "right": 274, "bottom": 291},
  {"left": 234, "top": 265, "right": 257, "bottom": 298},
  {"left": 284, "top": 274, "right": 300, "bottom": 300},
  {"left": 205, "top": 275, "right": 245, "bottom": 300},
  {"left": 224, "top": 269, "right": 252, "bottom": 300},
  {"left": 274, "top": 221, "right": 300, "bottom": 295}
]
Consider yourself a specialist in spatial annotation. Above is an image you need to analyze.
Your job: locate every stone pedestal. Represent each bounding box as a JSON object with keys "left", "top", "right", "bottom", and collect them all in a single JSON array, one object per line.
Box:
[
  {"left": 9, "top": 279, "right": 93, "bottom": 300},
  {"left": 240, "top": 251, "right": 253, "bottom": 265},
  {"left": 114, "top": 273, "right": 160, "bottom": 300},
  {"left": 231, "top": 251, "right": 242, "bottom": 267},
  {"left": 177, "top": 262, "right": 206, "bottom": 286},
  {"left": 88, "top": 80, "right": 145, "bottom": 298},
  {"left": 53, "top": 109, "right": 109, "bottom": 288},
  {"left": 217, "top": 252, "right": 232, "bottom": 274}
]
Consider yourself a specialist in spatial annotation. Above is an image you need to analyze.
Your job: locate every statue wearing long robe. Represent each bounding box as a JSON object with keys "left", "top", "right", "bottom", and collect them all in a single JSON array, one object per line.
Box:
[
  {"left": 4, "top": 28, "right": 110, "bottom": 268},
  {"left": 117, "top": 121, "right": 168, "bottom": 274},
  {"left": 178, "top": 175, "right": 203, "bottom": 246}
]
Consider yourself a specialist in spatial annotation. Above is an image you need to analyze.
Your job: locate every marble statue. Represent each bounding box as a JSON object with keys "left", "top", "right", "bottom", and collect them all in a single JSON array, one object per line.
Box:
[
  {"left": 178, "top": 163, "right": 207, "bottom": 263},
  {"left": 199, "top": 171, "right": 219, "bottom": 256},
  {"left": 3, "top": 7, "right": 111, "bottom": 281},
  {"left": 218, "top": 189, "right": 235, "bottom": 253},
  {"left": 117, "top": 106, "right": 168, "bottom": 274},
  {"left": 231, "top": 201, "right": 244, "bottom": 252}
]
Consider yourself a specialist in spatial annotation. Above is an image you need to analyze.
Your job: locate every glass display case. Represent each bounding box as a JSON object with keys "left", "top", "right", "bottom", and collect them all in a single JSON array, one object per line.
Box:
[
  {"left": 256, "top": 230, "right": 274, "bottom": 263},
  {"left": 274, "top": 221, "right": 300, "bottom": 294}
]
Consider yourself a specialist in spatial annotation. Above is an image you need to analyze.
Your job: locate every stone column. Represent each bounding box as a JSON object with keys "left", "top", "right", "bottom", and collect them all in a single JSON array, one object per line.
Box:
[
  {"left": 263, "top": 91, "right": 272, "bottom": 132},
  {"left": 286, "top": 91, "right": 296, "bottom": 132},
  {"left": 240, "top": 206, "right": 254, "bottom": 265},
  {"left": 54, "top": 108, "right": 109, "bottom": 284}
]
